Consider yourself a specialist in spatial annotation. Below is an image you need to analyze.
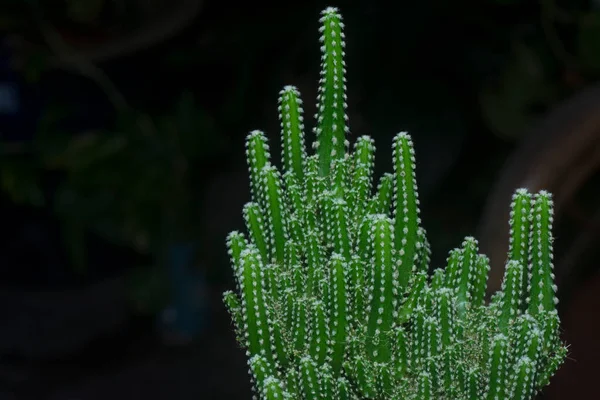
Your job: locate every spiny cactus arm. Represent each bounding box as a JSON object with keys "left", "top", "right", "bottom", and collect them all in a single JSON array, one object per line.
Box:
[
  {"left": 509, "top": 356, "right": 536, "bottom": 400},
  {"left": 535, "top": 311, "right": 566, "bottom": 389},
  {"left": 417, "top": 371, "right": 433, "bottom": 400},
  {"left": 285, "top": 243, "right": 302, "bottom": 280},
  {"left": 430, "top": 268, "right": 445, "bottom": 291},
  {"left": 444, "top": 248, "right": 461, "bottom": 289},
  {"left": 304, "top": 201, "right": 319, "bottom": 234},
  {"left": 466, "top": 366, "right": 481, "bottom": 400},
  {"left": 320, "top": 191, "right": 334, "bottom": 244},
  {"left": 392, "top": 132, "right": 421, "bottom": 291},
  {"left": 246, "top": 130, "right": 272, "bottom": 204},
  {"left": 305, "top": 229, "right": 325, "bottom": 295},
  {"left": 292, "top": 298, "right": 310, "bottom": 354},
  {"left": 299, "top": 356, "right": 320, "bottom": 400},
  {"left": 349, "top": 136, "right": 376, "bottom": 219},
  {"left": 498, "top": 260, "right": 525, "bottom": 333},
  {"left": 304, "top": 155, "right": 324, "bottom": 205},
  {"left": 350, "top": 175, "right": 371, "bottom": 225},
  {"left": 243, "top": 202, "right": 269, "bottom": 264},
  {"left": 421, "top": 286, "right": 435, "bottom": 314},
  {"left": 471, "top": 254, "right": 490, "bottom": 307},
  {"left": 249, "top": 354, "right": 276, "bottom": 396},
  {"left": 414, "top": 227, "right": 431, "bottom": 275},
  {"left": 536, "top": 344, "right": 567, "bottom": 389},
  {"left": 365, "top": 214, "right": 396, "bottom": 363},
  {"left": 392, "top": 326, "right": 409, "bottom": 379},
  {"left": 540, "top": 310, "right": 562, "bottom": 354},
  {"left": 326, "top": 253, "right": 349, "bottom": 376},
  {"left": 226, "top": 231, "right": 248, "bottom": 271},
  {"left": 286, "top": 368, "right": 300, "bottom": 398},
  {"left": 511, "top": 314, "right": 540, "bottom": 370},
  {"left": 374, "top": 362, "right": 394, "bottom": 398},
  {"left": 442, "top": 346, "right": 460, "bottom": 396},
  {"left": 282, "top": 287, "right": 295, "bottom": 331},
  {"left": 410, "top": 306, "right": 428, "bottom": 369},
  {"left": 291, "top": 268, "right": 307, "bottom": 300},
  {"left": 237, "top": 247, "right": 274, "bottom": 363},
  {"left": 397, "top": 271, "right": 427, "bottom": 324},
  {"left": 263, "top": 376, "right": 290, "bottom": 400},
  {"left": 484, "top": 333, "right": 509, "bottom": 400},
  {"left": 308, "top": 298, "right": 329, "bottom": 364},
  {"left": 223, "top": 290, "right": 244, "bottom": 342},
  {"left": 455, "top": 237, "right": 478, "bottom": 318},
  {"left": 367, "top": 172, "right": 394, "bottom": 216},
  {"left": 314, "top": 7, "right": 349, "bottom": 176},
  {"left": 283, "top": 172, "right": 305, "bottom": 222},
  {"left": 348, "top": 255, "right": 367, "bottom": 324},
  {"left": 279, "top": 85, "right": 307, "bottom": 182},
  {"left": 330, "top": 157, "right": 350, "bottom": 199},
  {"left": 264, "top": 260, "right": 286, "bottom": 301},
  {"left": 320, "top": 365, "right": 336, "bottom": 399},
  {"left": 351, "top": 136, "right": 376, "bottom": 183},
  {"left": 287, "top": 217, "right": 305, "bottom": 255},
  {"left": 356, "top": 216, "right": 374, "bottom": 263},
  {"left": 330, "top": 197, "right": 352, "bottom": 259},
  {"left": 270, "top": 316, "right": 289, "bottom": 369},
  {"left": 435, "top": 288, "right": 456, "bottom": 348},
  {"left": 348, "top": 356, "right": 377, "bottom": 399},
  {"left": 335, "top": 377, "right": 353, "bottom": 400},
  {"left": 428, "top": 316, "right": 443, "bottom": 360},
  {"left": 508, "top": 188, "right": 532, "bottom": 304},
  {"left": 527, "top": 190, "right": 558, "bottom": 317},
  {"left": 260, "top": 164, "right": 288, "bottom": 264},
  {"left": 523, "top": 328, "right": 543, "bottom": 366}
]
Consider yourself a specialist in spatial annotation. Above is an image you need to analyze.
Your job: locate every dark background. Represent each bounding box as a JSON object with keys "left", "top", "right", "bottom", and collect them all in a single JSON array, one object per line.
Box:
[{"left": 0, "top": 0, "right": 599, "bottom": 398}]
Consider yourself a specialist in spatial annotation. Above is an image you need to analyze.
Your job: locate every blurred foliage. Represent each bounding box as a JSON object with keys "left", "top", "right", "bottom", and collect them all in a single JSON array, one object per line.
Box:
[
  {"left": 0, "top": 0, "right": 126, "bottom": 29},
  {"left": 126, "top": 263, "right": 170, "bottom": 314},
  {"left": 1, "top": 92, "right": 228, "bottom": 274},
  {"left": 477, "top": 0, "right": 600, "bottom": 140},
  {"left": 577, "top": 11, "right": 600, "bottom": 71},
  {"left": 479, "top": 41, "right": 558, "bottom": 140}
]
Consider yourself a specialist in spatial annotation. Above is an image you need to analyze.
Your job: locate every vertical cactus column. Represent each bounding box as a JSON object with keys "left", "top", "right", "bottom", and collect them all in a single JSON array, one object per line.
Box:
[
  {"left": 314, "top": 7, "right": 349, "bottom": 177},
  {"left": 223, "top": 6, "right": 566, "bottom": 400}
]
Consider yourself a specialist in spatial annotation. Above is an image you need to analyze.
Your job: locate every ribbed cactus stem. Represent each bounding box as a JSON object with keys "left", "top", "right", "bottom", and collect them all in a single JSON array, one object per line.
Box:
[
  {"left": 326, "top": 253, "right": 348, "bottom": 376},
  {"left": 527, "top": 191, "right": 558, "bottom": 316},
  {"left": 238, "top": 247, "right": 273, "bottom": 361},
  {"left": 509, "top": 188, "right": 532, "bottom": 306},
  {"left": 314, "top": 7, "right": 349, "bottom": 177},
  {"left": 224, "top": 6, "right": 566, "bottom": 400},
  {"left": 246, "top": 130, "right": 271, "bottom": 205},
  {"left": 498, "top": 260, "right": 525, "bottom": 333},
  {"left": 279, "top": 85, "right": 307, "bottom": 182},
  {"left": 365, "top": 214, "right": 396, "bottom": 363},
  {"left": 392, "top": 133, "right": 421, "bottom": 291},
  {"left": 455, "top": 237, "right": 478, "bottom": 318}
]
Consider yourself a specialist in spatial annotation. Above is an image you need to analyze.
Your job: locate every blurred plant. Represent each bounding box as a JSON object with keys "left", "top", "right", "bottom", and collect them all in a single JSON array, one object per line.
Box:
[
  {"left": 478, "top": 0, "right": 600, "bottom": 140},
  {"left": 1, "top": 92, "right": 227, "bottom": 273},
  {"left": 0, "top": 0, "right": 133, "bottom": 33},
  {"left": 223, "top": 7, "right": 566, "bottom": 399}
]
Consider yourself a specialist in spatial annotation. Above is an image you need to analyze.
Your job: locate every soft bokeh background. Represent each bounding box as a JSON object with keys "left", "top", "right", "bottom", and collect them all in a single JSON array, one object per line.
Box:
[{"left": 0, "top": 0, "right": 598, "bottom": 399}]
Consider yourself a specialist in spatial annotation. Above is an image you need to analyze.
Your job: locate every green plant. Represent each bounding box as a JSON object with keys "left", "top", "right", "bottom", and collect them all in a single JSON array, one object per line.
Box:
[{"left": 223, "top": 6, "right": 566, "bottom": 400}]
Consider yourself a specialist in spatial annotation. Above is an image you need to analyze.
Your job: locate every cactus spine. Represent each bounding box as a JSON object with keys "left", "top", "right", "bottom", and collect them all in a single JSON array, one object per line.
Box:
[{"left": 223, "top": 6, "right": 566, "bottom": 400}]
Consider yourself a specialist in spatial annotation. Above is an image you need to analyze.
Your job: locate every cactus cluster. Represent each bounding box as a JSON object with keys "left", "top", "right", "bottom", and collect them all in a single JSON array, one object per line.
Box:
[{"left": 223, "top": 6, "right": 566, "bottom": 400}]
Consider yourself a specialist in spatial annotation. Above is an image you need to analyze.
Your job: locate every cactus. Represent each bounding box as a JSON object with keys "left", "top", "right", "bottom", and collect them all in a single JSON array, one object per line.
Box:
[{"left": 223, "top": 6, "right": 566, "bottom": 400}]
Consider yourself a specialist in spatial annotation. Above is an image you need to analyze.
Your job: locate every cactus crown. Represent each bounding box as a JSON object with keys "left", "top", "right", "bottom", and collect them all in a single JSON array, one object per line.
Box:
[{"left": 223, "top": 6, "right": 566, "bottom": 400}]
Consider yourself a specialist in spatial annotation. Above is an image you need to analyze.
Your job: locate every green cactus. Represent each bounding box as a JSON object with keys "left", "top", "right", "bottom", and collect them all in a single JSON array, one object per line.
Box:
[{"left": 223, "top": 6, "right": 566, "bottom": 400}]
